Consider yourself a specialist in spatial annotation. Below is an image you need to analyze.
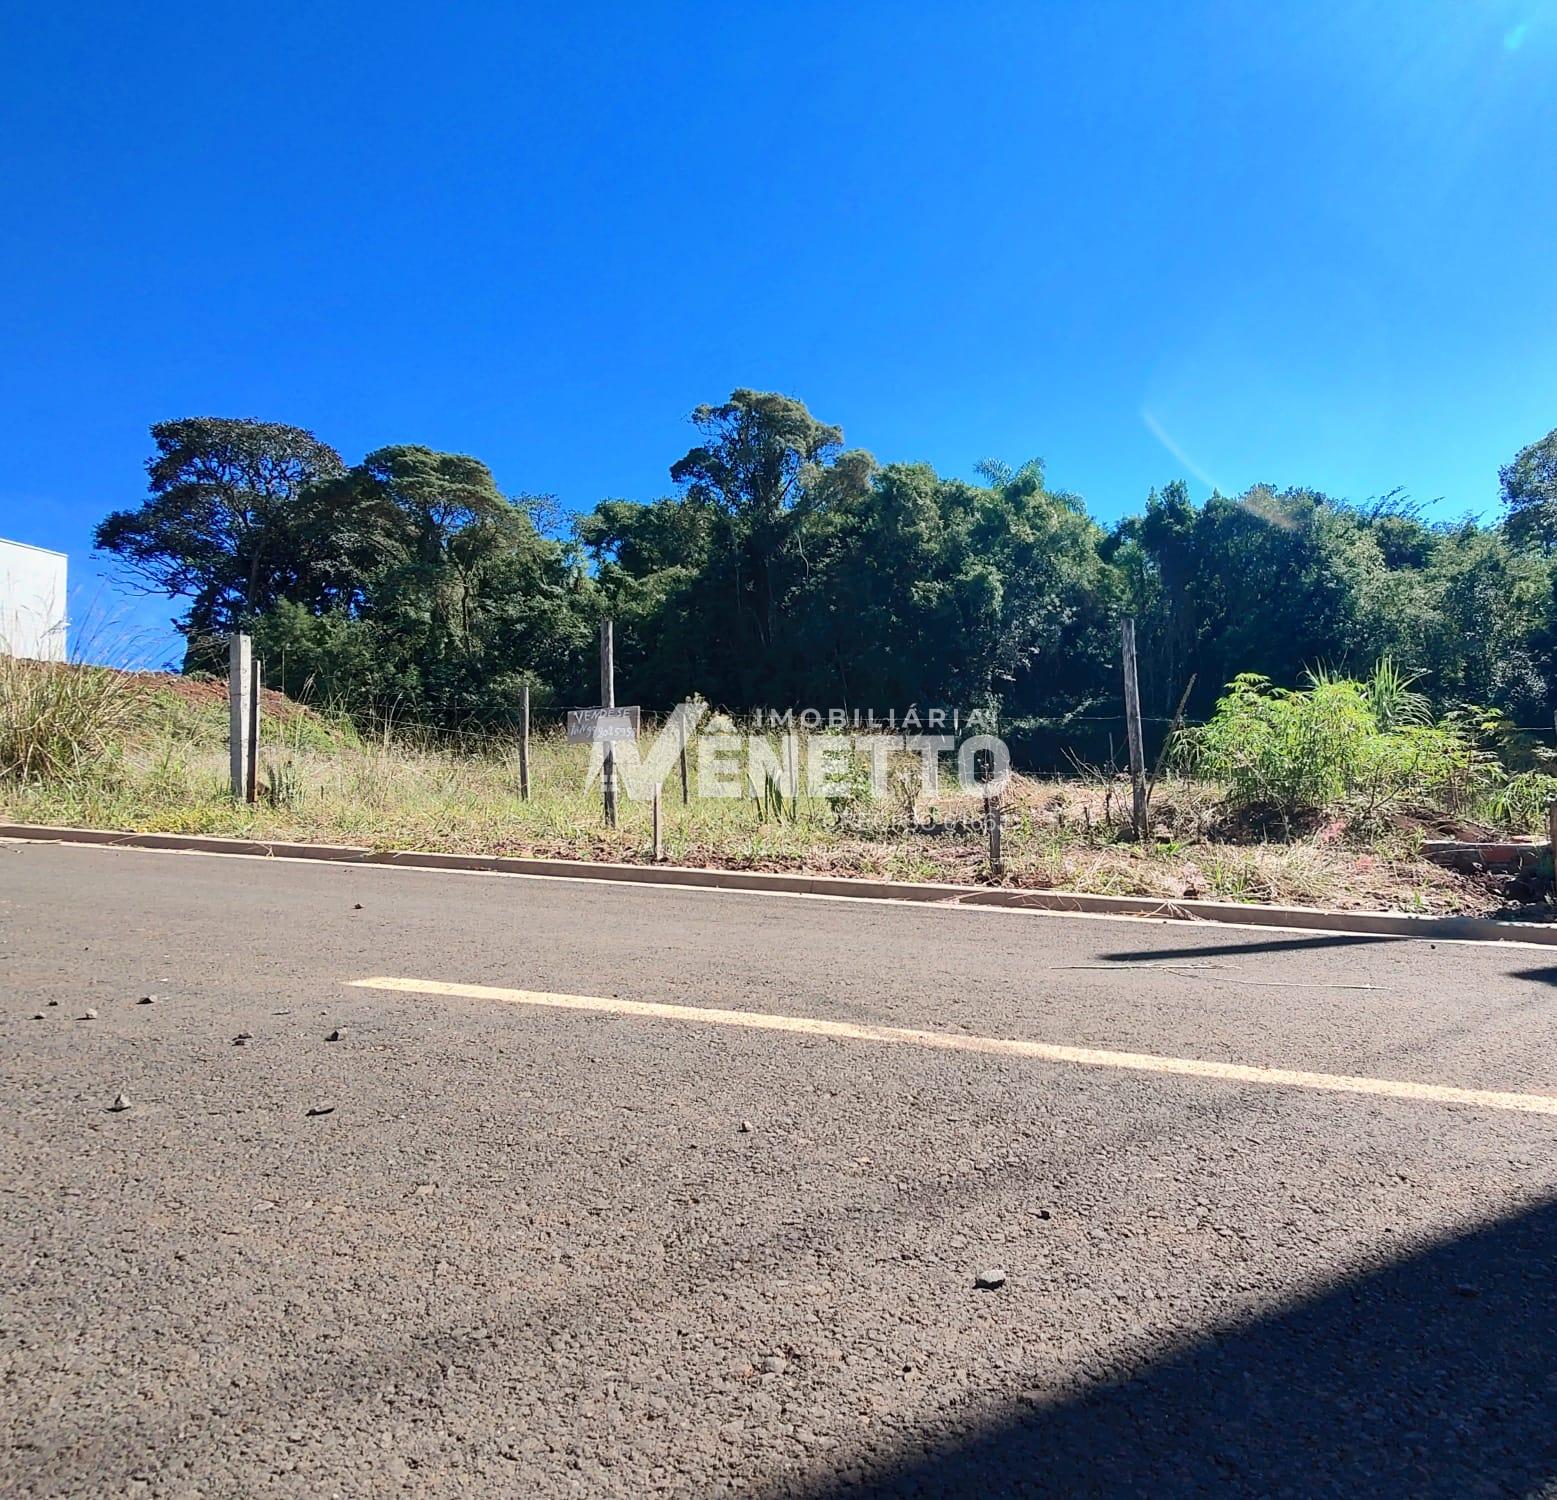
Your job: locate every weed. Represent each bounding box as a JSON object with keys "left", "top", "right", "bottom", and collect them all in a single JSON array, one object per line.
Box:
[{"left": 0, "top": 657, "right": 137, "bottom": 783}]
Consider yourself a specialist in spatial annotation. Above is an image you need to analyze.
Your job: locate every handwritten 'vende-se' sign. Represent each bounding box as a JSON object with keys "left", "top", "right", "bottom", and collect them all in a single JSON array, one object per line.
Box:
[{"left": 566, "top": 707, "right": 641, "bottom": 744}]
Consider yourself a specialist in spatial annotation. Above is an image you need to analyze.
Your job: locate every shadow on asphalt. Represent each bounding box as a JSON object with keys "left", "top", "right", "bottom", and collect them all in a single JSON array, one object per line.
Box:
[
  {"left": 1512, "top": 966, "right": 1557, "bottom": 987},
  {"left": 1099, "top": 933, "right": 1391, "bottom": 962},
  {"left": 786, "top": 1198, "right": 1557, "bottom": 1499}
]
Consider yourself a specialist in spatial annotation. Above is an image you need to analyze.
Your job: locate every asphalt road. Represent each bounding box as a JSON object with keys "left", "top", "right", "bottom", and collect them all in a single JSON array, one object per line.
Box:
[{"left": 4, "top": 840, "right": 1557, "bottom": 1499}]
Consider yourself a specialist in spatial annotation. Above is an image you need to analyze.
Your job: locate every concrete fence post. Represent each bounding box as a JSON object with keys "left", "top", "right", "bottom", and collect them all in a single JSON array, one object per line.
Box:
[
  {"left": 228, "top": 633, "right": 258, "bottom": 804},
  {"left": 519, "top": 681, "right": 531, "bottom": 802},
  {"left": 600, "top": 619, "right": 617, "bottom": 828}
]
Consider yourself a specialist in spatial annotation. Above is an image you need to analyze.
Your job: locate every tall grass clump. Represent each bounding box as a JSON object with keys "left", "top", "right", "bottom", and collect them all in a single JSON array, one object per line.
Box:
[
  {"left": 0, "top": 656, "right": 137, "bottom": 783},
  {"left": 1482, "top": 769, "right": 1557, "bottom": 834},
  {"left": 1311, "top": 656, "right": 1432, "bottom": 731}
]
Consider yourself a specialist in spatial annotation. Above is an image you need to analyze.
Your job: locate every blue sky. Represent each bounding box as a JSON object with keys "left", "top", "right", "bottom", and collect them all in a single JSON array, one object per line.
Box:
[{"left": 2, "top": 1, "right": 1555, "bottom": 663}]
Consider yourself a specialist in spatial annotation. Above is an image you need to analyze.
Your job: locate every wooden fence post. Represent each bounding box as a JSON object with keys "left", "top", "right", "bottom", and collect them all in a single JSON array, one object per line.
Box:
[
  {"left": 1548, "top": 797, "right": 1556, "bottom": 899},
  {"left": 1145, "top": 673, "right": 1196, "bottom": 808},
  {"left": 1121, "top": 618, "right": 1147, "bottom": 841},
  {"left": 652, "top": 786, "right": 664, "bottom": 862},
  {"left": 985, "top": 787, "right": 1004, "bottom": 877},
  {"left": 678, "top": 713, "right": 690, "bottom": 805},
  {"left": 248, "top": 655, "right": 260, "bottom": 804}
]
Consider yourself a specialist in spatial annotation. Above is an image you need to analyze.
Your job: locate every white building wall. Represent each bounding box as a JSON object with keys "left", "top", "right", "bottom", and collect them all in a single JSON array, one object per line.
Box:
[{"left": 0, "top": 539, "right": 68, "bottom": 662}]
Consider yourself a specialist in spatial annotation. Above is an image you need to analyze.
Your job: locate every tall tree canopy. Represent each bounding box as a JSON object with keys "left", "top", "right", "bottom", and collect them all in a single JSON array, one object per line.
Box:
[
  {"left": 668, "top": 388, "right": 868, "bottom": 661},
  {"left": 253, "top": 445, "right": 590, "bottom": 718},
  {"left": 1501, "top": 427, "right": 1557, "bottom": 554},
  {"left": 95, "top": 400, "right": 1557, "bottom": 749},
  {"left": 94, "top": 417, "right": 345, "bottom": 663}
]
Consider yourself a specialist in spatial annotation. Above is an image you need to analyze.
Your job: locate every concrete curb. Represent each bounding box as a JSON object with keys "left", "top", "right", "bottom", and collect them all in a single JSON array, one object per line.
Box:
[{"left": 4, "top": 821, "right": 1556, "bottom": 946}]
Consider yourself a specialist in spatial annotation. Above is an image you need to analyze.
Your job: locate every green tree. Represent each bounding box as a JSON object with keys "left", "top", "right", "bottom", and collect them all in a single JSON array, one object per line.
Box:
[
  {"left": 1500, "top": 427, "right": 1557, "bottom": 553},
  {"left": 259, "top": 445, "right": 591, "bottom": 721},
  {"left": 669, "top": 389, "right": 867, "bottom": 664},
  {"left": 98, "top": 396, "right": 1557, "bottom": 760},
  {"left": 790, "top": 459, "right": 1113, "bottom": 712},
  {"left": 1110, "top": 480, "right": 1197, "bottom": 713},
  {"left": 574, "top": 497, "right": 718, "bottom": 703},
  {"left": 94, "top": 418, "right": 346, "bottom": 663},
  {"left": 1417, "top": 523, "right": 1552, "bottom": 717}
]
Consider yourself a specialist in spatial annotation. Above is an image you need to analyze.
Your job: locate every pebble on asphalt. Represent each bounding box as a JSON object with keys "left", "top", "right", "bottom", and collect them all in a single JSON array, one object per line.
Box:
[
  {"left": 974, "top": 1267, "right": 1008, "bottom": 1290},
  {"left": 738, "top": 1119, "right": 753, "bottom": 1133},
  {"left": 137, "top": 995, "right": 156, "bottom": 1005},
  {"left": 81, "top": 1008, "right": 98, "bottom": 1020},
  {"left": 306, "top": 1104, "right": 336, "bottom": 1117},
  {"left": 326, "top": 1028, "right": 343, "bottom": 1042},
  {"left": 108, "top": 1093, "right": 131, "bottom": 1112}
]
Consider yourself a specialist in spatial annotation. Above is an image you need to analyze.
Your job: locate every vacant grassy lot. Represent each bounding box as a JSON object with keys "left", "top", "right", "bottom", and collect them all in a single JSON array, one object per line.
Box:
[{"left": 3, "top": 663, "right": 1548, "bottom": 917}]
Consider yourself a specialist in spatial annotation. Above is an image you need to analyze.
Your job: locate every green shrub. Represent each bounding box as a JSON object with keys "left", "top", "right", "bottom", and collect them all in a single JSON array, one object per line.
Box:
[
  {"left": 1352, "top": 724, "right": 1497, "bottom": 819},
  {"left": 1183, "top": 673, "right": 1376, "bottom": 824},
  {"left": 1454, "top": 706, "right": 1557, "bottom": 775},
  {"left": 820, "top": 735, "right": 873, "bottom": 819},
  {"left": 1186, "top": 664, "right": 1549, "bottom": 833}
]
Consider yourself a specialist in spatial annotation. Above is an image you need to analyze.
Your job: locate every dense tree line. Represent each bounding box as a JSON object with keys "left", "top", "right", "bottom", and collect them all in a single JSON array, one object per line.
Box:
[{"left": 95, "top": 396, "right": 1557, "bottom": 754}]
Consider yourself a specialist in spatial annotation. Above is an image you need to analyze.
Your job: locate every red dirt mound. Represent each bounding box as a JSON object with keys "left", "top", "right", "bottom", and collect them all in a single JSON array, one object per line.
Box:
[{"left": 117, "top": 668, "right": 307, "bottom": 720}]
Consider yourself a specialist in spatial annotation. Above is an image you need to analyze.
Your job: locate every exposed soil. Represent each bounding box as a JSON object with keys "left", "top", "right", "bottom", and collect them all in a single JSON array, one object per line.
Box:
[{"left": 119, "top": 669, "right": 309, "bottom": 721}]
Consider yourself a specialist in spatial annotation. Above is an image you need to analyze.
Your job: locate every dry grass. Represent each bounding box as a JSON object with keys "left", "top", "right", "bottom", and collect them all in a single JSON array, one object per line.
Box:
[
  {"left": 0, "top": 657, "right": 140, "bottom": 782},
  {"left": 0, "top": 669, "right": 1503, "bottom": 916}
]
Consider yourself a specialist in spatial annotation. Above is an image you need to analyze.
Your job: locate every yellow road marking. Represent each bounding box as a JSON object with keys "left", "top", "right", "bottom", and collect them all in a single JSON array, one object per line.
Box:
[{"left": 349, "top": 976, "right": 1557, "bottom": 1119}]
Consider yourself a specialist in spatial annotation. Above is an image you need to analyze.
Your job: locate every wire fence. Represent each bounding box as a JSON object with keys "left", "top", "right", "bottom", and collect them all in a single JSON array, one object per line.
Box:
[{"left": 258, "top": 696, "right": 1557, "bottom": 790}]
